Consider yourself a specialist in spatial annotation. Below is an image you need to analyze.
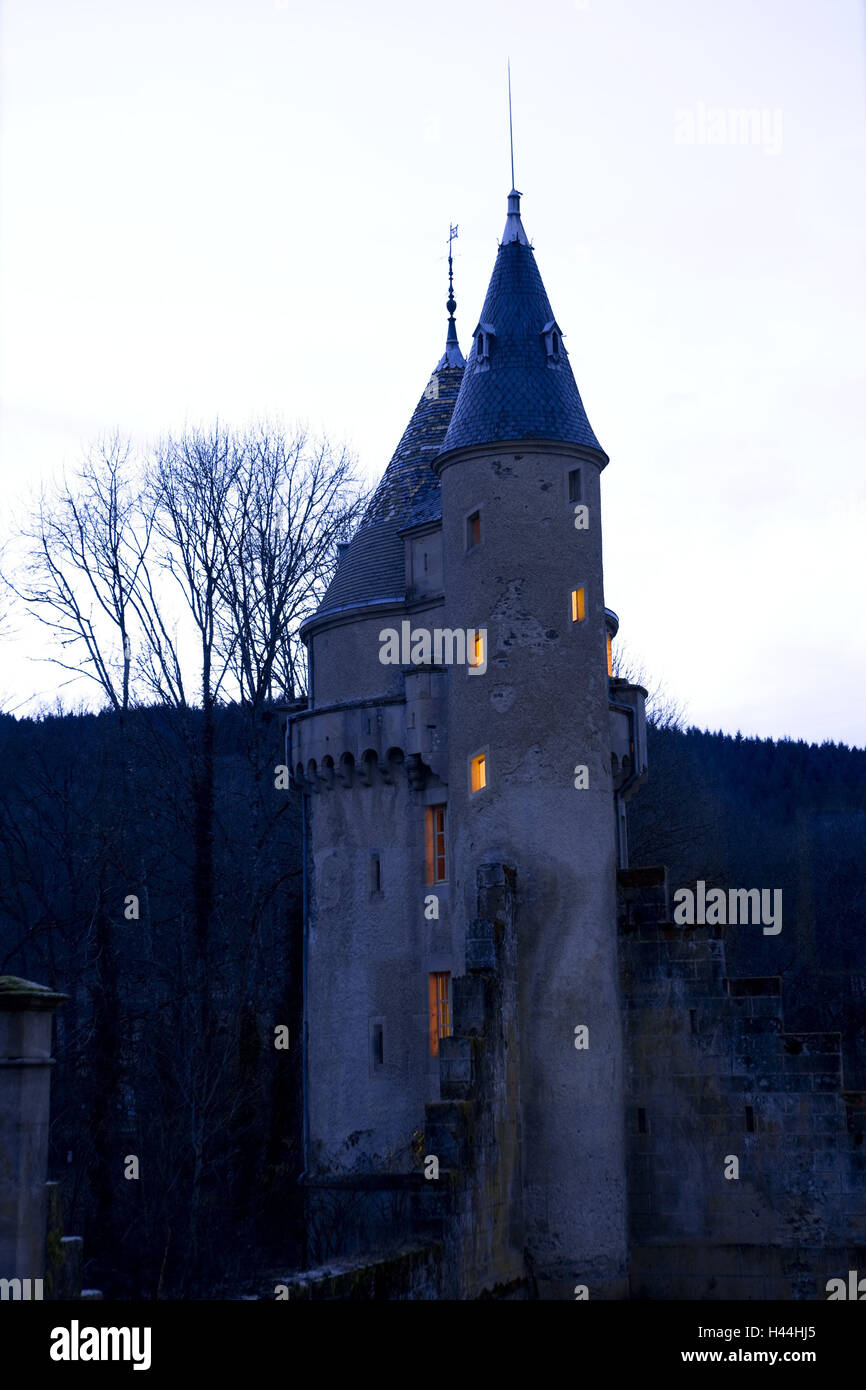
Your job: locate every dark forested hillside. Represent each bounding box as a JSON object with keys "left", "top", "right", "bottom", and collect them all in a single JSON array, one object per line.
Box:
[{"left": 0, "top": 703, "right": 303, "bottom": 1298}]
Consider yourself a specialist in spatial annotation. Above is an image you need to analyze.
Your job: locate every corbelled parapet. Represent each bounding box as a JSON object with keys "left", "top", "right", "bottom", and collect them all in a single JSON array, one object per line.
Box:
[{"left": 289, "top": 669, "right": 449, "bottom": 793}]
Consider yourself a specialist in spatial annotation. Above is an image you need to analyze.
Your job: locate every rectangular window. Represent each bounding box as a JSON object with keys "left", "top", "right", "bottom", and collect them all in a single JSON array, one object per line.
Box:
[
  {"left": 470, "top": 629, "right": 484, "bottom": 669},
  {"left": 606, "top": 633, "right": 613, "bottom": 677},
  {"left": 370, "top": 853, "right": 381, "bottom": 894},
  {"left": 745, "top": 1105, "right": 755, "bottom": 1133},
  {"left": 372, "top": 1022, "right": 384, "bottom": 1067},
  {"left": 428, "top": 972, "right": 452, "bottom": 1057},
  {"left": 470, "top": 752, "right": 486, "bottom": 794},
  {"left": 466, "top": 510, "right": 481, "bottom": 549},
  {"left": 571, "top": 587, "right": 586, "bottom": 623},
  {"left": 425, "top": 805, "right": 447, "bottom": 884},
  {"left": 568, "top": 468, "right": 582, "bottom": 502},
  {"left": 637, "top": 1107, "right": 648, "bottom": 1135}
]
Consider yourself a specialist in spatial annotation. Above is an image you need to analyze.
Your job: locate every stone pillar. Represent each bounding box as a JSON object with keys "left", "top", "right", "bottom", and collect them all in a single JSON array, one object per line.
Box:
[{"left": 0, "top": 976, "right": 67, "bottom": 1283}]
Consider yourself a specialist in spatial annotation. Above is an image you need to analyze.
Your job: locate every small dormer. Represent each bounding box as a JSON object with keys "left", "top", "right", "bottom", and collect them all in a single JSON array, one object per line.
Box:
[
  {"left": 542, "top": 319, "right": 566, "bottom": 364},
  {"left": 473, "top": 321, "right": 495, "bottom": 372}
]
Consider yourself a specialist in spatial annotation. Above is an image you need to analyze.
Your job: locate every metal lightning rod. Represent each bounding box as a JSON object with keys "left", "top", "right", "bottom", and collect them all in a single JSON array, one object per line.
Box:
[{"left": 508, "top": 58, "right": 515, "bottom": 189}]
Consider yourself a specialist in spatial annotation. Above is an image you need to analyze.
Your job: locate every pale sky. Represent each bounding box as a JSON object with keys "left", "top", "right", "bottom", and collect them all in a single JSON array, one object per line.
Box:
[{"left": 1, "top": 0, "right": 864, "bottom": 743}]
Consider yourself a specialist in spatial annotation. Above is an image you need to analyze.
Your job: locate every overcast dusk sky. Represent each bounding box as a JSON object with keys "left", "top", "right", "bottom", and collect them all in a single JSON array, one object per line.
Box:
[{"left": 1, "top": 0, "right": 864, "bottom": 743}]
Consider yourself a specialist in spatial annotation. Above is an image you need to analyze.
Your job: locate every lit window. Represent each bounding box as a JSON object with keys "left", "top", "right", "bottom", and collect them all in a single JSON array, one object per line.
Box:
[
  {"left": 571, "top": 588, "right": 586, "bottom": 623},
  {"left": 568, "top": 468, "right": 582, "bottom": 502},
  {"left": 425, "top": 805, "right": 447, "bottom": 884},
  {"left": 606, "top": 633, "right": 613, "bottom": 677},
  {"left": 470, "top": 629, "right": 484, "bottom": 669},
  {"left": 428, "top": 972, "right": 452, "bottom": 1057},
  {"left": 470, "top": 753, "right": 486, "bottom": 794},
  {"left": 466, "top": 510, "right": 481, "bottom": 549}
]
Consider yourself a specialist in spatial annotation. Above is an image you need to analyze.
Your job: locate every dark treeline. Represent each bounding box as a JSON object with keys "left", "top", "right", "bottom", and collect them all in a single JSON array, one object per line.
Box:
[
  {"left": 0, "top": 701, "right": 303, "bottom": 1298},
  {"left": 628, "top": 725, "right": 866, "bottom": 1086}
]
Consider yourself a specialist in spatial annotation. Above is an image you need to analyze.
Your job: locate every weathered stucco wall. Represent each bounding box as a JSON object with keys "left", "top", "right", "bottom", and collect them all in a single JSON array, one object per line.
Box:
[{"left": 438, "top": 441, "right": 628, "bottom": 1299}]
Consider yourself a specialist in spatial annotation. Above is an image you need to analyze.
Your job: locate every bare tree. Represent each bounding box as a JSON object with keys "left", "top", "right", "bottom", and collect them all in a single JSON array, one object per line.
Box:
[
  {"left": 214, "top": 423, "right": 365, "bottom": 707},
  {"left": 3, "top": 434, "right": 153, "bottom": 715},
  {"left": 612, "top": 643, "right": 687, "bottom": 732}
]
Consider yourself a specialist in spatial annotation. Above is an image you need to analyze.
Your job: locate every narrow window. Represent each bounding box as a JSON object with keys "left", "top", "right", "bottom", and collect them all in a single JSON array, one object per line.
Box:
[
  {"left": 568, "top": 468, "right": 582, "bottom": 502},
  {"left": 477, "top": 332, "right": 485, "bottom": 356},
  {"left": 606, "top": 633, "right": 613, "bottom": 677},
  {"left": 370, "top": 853, "right": 381, "bottom": 894},
  {"left": 467, "top": 510, "right": 481, "bottom": 549},
  {"left": 423, "top": 552, "right": 429, "bottom": 572},
  {"left": 372, "top": 1022, "right": 384, "bottom": 1067},
  {"left": 689, "top": 1008, "right": 697, "bottom": 1035},
  {"left": 571, "top": 587, "right": 586, "bottom": 623},
  {"left": 637, "top": 1107, "right": 648, "bottom": 1134},
  {"left": 428, "top": 972, "right": 452, "bottom": 1057},
  {"left": 470, "top": 753, "right": 486, "bottom": 794},
  {"left": 745, "top": 1105, "right": 755, "bottom": 1133},
  {"left": 470, "top": 629, "right": 484, "bottom": 669},
  {"left": 425, "top": 805, "right": 447, "bottom": 884},
  {"left": 552, "top": 331, "right": 559, "bottom": 353}
]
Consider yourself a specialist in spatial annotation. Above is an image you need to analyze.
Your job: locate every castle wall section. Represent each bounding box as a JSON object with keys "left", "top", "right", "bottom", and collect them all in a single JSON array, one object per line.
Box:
[{"left": 437, "top": 440, "right": 628, "bottom": 1298}]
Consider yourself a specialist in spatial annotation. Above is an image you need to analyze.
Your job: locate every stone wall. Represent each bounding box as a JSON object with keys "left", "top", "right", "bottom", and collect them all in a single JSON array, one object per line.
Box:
[
  {"left": 425, "top": 862, "right": 526, "bottom": 1298},
  {"left": 619, "top": 868, "right": 866, "bottom": 1298}
]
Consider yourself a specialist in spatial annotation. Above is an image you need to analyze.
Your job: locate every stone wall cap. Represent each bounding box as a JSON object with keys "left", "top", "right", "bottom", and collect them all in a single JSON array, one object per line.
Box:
[{"left": 0, "top": 976, "right": 68, "bottom": 1010}]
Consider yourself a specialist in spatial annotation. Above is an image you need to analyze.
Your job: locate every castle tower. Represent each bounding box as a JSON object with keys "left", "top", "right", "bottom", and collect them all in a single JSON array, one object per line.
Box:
[
  {"left": 290, "top": 191, "right": 646, "bottom": 1296},
  {"left": 291, "top": 274, "right": 466, "bottom": 1179},
  {"left": 434, "top": 189, "right": 629, "bottom": 1298}
]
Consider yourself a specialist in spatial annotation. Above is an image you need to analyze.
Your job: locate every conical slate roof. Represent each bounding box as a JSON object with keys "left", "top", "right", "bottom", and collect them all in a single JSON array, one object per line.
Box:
[
  {"left": 438, "top": 191, "right": 606, "bottom": 460},
  {"left": 313, "top": 357, "right": 464, "bottom": 619}
]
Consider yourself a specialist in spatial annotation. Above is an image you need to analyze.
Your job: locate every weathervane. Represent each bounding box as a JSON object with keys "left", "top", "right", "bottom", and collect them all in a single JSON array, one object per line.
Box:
[{"left": 447, "top": 223, "right": 458, "bottom": 319}]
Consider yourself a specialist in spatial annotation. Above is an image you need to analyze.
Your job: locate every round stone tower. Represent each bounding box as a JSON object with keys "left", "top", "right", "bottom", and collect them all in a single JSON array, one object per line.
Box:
[{"left": 434, "top": 189, "right": 628, "bottom": 1299}]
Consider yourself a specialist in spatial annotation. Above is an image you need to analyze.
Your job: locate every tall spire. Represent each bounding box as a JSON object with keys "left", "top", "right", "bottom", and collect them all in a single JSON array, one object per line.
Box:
[
  {"left": 503, "top": 61, "right": 529, "bottom": 245},
  {"left": 437, "top": 188, "right": 606, "bottom": 460},
  {"left": 508, "top": 59, "right": 515, "bottom": 190},
  {"left": 502, "top": 187, "right": 530, "bottom": 246},
  {"left": 436, "top": 223, "right": 465, "bottom": 370}
]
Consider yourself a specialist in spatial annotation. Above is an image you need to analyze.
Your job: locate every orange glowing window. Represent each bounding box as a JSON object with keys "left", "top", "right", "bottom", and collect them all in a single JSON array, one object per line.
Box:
[
  {"left": 571, "top": 587, "right": 586, "bottom": 623},
  {"left": 470, "top": 753, "right": 486, "bottom": 794},
  {"left": 425, "top": 805, "right": 447, "bottom": 884},
  {"left": 470, "top": 629, "right": 484, "bottom": 668},
  {"left": 467, "top": 511, "right": 481, "bottom": 549},
  {"left": 606, "top": 633, "right": 613, "bottom": 677},
  {"left": 429, "top": 972, "right": 452, "bottom": 1056}
]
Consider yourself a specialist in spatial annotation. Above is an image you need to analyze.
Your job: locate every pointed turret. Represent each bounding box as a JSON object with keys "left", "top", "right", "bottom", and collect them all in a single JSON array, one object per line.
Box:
[
  {"left": 311, "top": 269, "right": 464, "bottom": 621},
  {"left": 438, "top": 189, "right": 605, "bottom": 460}
]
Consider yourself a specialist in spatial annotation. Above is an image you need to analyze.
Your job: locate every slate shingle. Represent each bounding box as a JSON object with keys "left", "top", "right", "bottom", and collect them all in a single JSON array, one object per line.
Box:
[
  {"left": 314, "top": 360, "right": 464, "bottom": 617},
  {"left": 437, "top": 228, "right": 606, "bottom": 460}
]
